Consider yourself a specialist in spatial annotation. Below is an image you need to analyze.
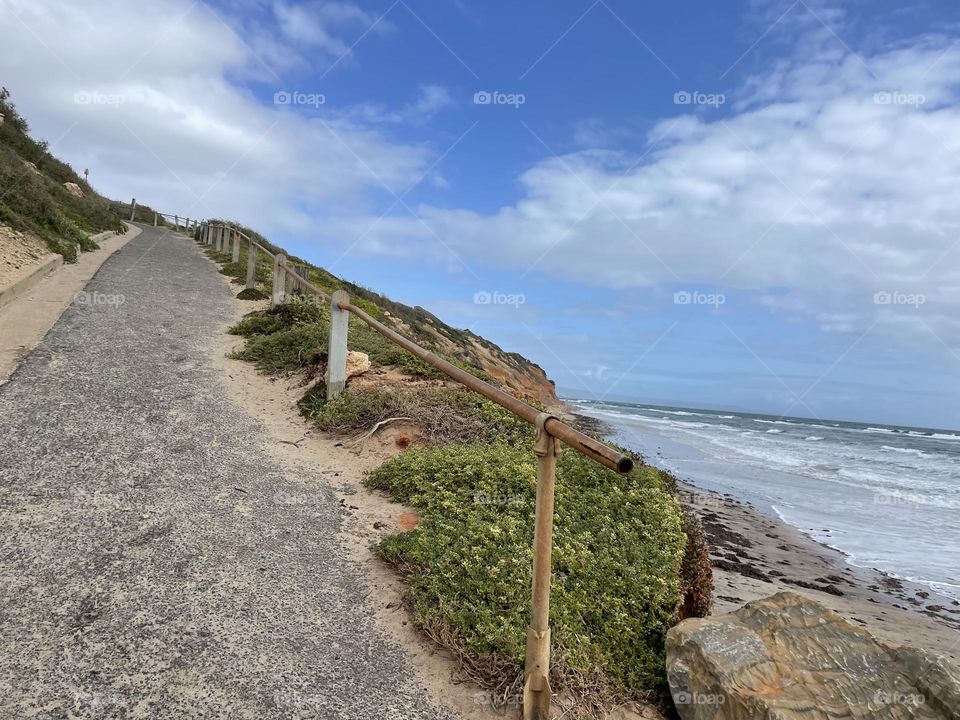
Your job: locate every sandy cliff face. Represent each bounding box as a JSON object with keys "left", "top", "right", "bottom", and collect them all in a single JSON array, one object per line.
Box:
[{"left": 379, "top": 310, "right": 559, "bottom": 408}]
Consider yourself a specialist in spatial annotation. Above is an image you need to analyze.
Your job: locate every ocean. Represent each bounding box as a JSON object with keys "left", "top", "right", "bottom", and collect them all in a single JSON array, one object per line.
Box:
[{"left": 571, "top": 400, "right": 960, "bottom": 601}]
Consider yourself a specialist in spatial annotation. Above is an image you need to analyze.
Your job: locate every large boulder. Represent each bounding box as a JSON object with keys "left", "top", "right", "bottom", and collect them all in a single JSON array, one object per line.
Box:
[
  {"left": 666, "top": 592, "right": 960, "bottom": 719},
  {"left": 63, "top": 182, "right": 83, "bottom": 197}
]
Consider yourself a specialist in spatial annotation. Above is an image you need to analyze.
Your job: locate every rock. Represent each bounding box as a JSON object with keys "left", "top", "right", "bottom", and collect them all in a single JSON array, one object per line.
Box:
[
  {"left": 666, "top": 591, "right": 960, "bottom": 719},
  {"left": 345, "top": 350, "right": 370, "bottom": 378},
  {"left": 63, "top": 182, "right": 84, "bottom": 198},
  {"left": 22, "top": 160, "right": 41, "bottom": 175},
  {"left": 323, "top": 351, "right": 370, "bottom": 382}
]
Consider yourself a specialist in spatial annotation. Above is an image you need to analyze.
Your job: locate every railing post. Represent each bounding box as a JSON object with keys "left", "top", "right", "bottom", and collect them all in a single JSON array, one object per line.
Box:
[
  {"left": 246, "top": 237, "right": 257, "bottom": 289},
  {"left": 174, "top": 214, "right": 179, "bottom": 229},
  {"left": 232, "top": 226, "right": 241, "bottom": 263},
  {"left": 129, "top": 198, "right": 137, "bottom": 222},
  {"left": 271, "top": 253, "right": 287, "bottom": 308},
  {"left": 523, "top": 413, "right": 560, "bottom": 720},
  {"left": 153, "top": 212, "right": 158, "bottom": 227},
  {"left": 327, "top": 290, "right": 350, "bottom": 400},
  {"left": 217, "top": 225, "right": 224, "bottom": 252}
]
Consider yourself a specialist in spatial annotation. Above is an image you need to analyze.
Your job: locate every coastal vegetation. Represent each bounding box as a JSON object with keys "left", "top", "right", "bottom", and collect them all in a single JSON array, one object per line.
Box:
[
  {"left": 0, "top": 87, "right": 123, "bottom": 261},
  {"left": 220, "top": 240, "right": 713, "bottom": 715}
]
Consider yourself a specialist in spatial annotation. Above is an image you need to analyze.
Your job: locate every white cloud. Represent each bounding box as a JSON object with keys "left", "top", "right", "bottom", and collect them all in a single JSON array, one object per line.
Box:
[
  {"left": 326, "top": 35, "right": 960, "bottom": 349},
  {"left": 0, "top": 0, "right": 426, "bottom": 237},
  {"left": 343, "top": 85, "right": 455, "bottom": 126}
]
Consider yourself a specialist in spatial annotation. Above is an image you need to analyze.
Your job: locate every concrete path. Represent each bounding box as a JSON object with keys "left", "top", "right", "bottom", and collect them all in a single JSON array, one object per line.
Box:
[{"left": 0, "top": 226, "right": 453, "bottom": 719}]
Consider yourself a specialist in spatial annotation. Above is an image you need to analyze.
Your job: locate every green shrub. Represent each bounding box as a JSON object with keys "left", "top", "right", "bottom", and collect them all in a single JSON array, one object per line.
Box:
[
  {"left": 236, "top": 288, "right": 269, "bottom": 301},
  {"left": 230, "top": 323, "right": 328, "bottom": 374},
  {"left": 368, "top": 443, "right": 686, "bottom": 702},
  {"left": 300, "top": 385, "right": 531, "bottom": 446}
]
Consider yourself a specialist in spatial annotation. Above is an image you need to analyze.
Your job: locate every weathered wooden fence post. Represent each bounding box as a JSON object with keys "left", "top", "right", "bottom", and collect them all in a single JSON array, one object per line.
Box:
[
  {"left": 217, "top": 225, "right": 224, "bottom": 252},
  {"left": 174, "top": 214, "right": 179, "bottom": 229},
  {"left": 326, "top": 290, "right": 350, "bottom": 400},
  {"left": 271, "top": 253, "right": 287, "bottom": 308},
  {"left": 129, "top": 198, "right": 137, "bottom": 222},
  {"left": 232, "top": 226, "right": 241, "bottom": 263},
  {"left": 153, "top": 212, "right": 158, "bottom": 227},
  {"left": 523, "top": 413, "right": 561, "bottom": 720},
  {"left": 245, "top": 237, "right": 257, "bottom": 289}
]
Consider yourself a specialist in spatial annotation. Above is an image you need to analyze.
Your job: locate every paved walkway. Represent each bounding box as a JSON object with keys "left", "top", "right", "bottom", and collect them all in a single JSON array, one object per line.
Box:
[{"left": 0, "top": 226, "right": 452, "bottom": 719}]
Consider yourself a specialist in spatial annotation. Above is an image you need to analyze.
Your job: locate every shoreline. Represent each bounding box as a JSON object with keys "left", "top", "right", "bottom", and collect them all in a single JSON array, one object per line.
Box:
[{"left": 572, "top": 408, "right": 960, "bottom": 660}]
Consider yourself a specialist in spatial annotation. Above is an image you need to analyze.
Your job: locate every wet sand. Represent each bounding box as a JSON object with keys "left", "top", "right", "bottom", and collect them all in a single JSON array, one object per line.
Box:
[{"left": 682, "top": 481, "right": 960, "bottom": 661}]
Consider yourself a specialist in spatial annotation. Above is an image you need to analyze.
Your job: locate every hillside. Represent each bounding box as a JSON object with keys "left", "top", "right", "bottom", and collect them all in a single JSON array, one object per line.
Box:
[
  {"left": 0, "top": 88, "right": 123, "bottom": 266},
  {"left": 207, "top": 220, "right": 560, "bottom": 408}
]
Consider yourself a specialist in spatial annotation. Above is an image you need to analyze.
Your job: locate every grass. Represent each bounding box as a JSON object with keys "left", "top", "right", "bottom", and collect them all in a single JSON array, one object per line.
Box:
[
  {"left": 228, "top": 302, "right": 495, "bottom": 382},
  {"left": 0, "top": 87, "right": 124, "bottom": 261}
]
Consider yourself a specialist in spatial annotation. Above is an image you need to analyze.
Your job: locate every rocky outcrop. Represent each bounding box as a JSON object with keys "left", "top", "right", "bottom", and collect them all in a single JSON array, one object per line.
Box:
[
  {"left": 63, "top": 182, "right": 84, "bottom": 197},
  {"left": 666, "top": 591, "right": 960, "bottom": 719}
]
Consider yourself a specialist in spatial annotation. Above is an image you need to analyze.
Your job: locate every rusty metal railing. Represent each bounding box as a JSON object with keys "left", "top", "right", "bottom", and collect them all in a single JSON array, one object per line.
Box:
[{"left": 196, "top": 218, "right": 633, "bottom": 719}]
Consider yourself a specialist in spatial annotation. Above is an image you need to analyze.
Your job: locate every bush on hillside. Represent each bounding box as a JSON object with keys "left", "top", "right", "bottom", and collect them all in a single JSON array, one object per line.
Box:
[
  {"left": 367, "top": 443, "right": 687, "bottom": 708},
  {"left": 0, "top": 87, "right": 123, "bottom": 259},
  {"left": 299, "top": 385, "right": 531, "bottom": 445}
]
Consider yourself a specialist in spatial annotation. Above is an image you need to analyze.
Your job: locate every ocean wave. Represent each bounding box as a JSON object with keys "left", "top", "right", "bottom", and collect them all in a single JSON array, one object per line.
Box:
[
  {"left": 765, "top": 428, "right": 784, "bottom": 434},
  {"left": 805, "top": 436, "right": 824, "bottom": 441},
  {"left": 881, "top": 445, "right": 929, "bottom": 457},
  {"left": 644, "top": 408, "right": 700, "bottom": 417},
  {"left": 865, "top": 427, "right": 896, "bottom": 434},
  {"left": 754, "top": 419, "right": 795, "bottom": 426}
]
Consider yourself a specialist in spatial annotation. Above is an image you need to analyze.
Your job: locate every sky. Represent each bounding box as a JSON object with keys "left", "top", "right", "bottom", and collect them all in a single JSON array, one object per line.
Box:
[{"left": 1, "top": 0, "right": 959, "bottom": 429}]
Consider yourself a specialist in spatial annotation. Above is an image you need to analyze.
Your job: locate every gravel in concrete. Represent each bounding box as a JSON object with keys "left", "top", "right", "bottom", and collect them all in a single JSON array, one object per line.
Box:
[{"left": 0, "top": 227, "right": 454, "bottom": 719}]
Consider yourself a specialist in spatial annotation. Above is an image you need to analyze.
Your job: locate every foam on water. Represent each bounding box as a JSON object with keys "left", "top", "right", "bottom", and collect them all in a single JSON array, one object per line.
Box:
[{"left": 573, "top": 400, "right": 960, "bottom": 600}]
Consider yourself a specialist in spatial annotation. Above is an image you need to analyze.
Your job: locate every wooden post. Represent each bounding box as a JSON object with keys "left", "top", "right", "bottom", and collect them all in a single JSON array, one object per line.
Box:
[
  {"left": 271, "top": 253, "right": 287, "bottom": 308},
  {"left": 327, "top": 290, "right": 350, "bottom": 400},
  {"left": 231, "top": 227, "right": 241, "bottom": 263},
  {"left": 217, "top": 225, "right": 224, "bottom": 252},
  {"left": 174, "top": 214, "right": 179, "bottom": 229},
  {"left": 153, "top": 212, "right": 158, "bottom": 227},
  {"left": 245, "top": 238, "right": 257, "bottom": 289},
  {"left": 129, "top": 198, "right": 137, "bottom": 222},
  {"left": 523, "top": 413, "right": 560, "bottom": 720}
]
